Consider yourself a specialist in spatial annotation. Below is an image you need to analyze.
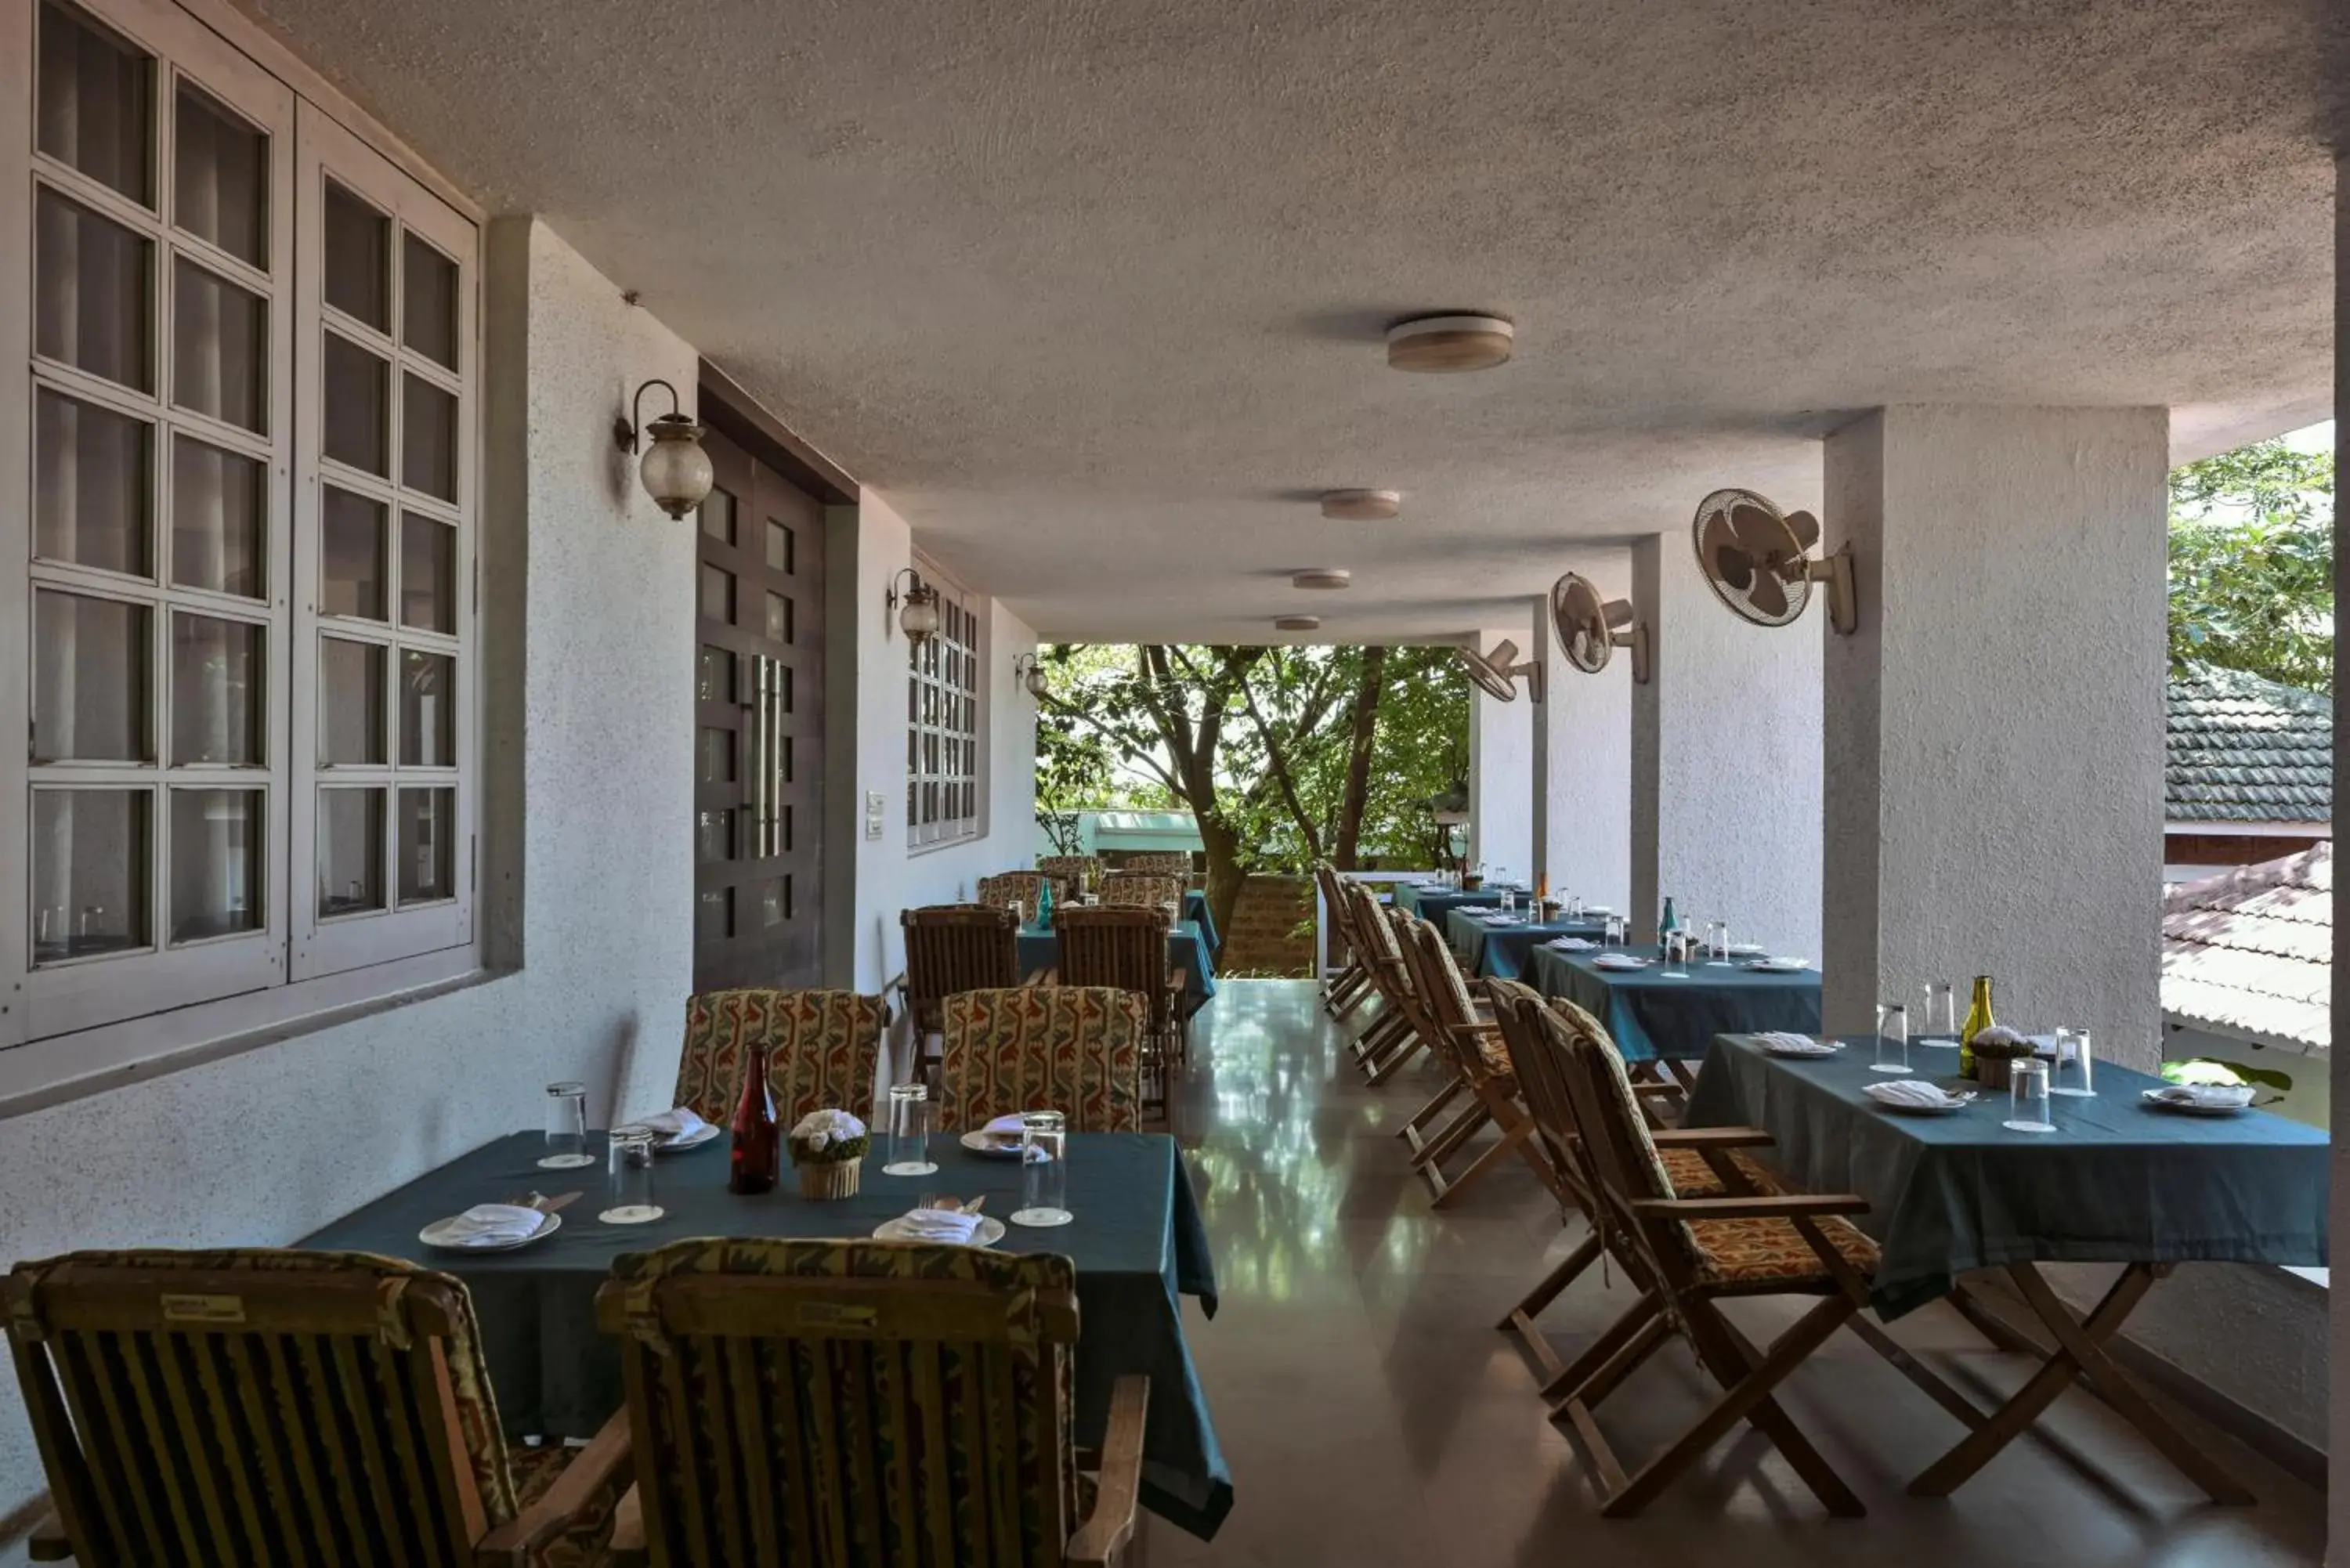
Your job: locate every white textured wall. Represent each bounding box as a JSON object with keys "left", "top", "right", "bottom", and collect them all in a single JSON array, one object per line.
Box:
[
  {"left": 0, "top": 219, "right": 696, "bottom": 1534},
  {"left": 1820, "top": 406, "right": 2167, "bottom": 1053},
  {"left": 1629, "top": 531, "right": 1824, "bottom": 949},
  {"left": 1468, "top": 631, "right": 1535, "bottom": 879},
  {"left": 2327, "top": 152, "right": 2346, "bottom": 1555},
  {"left": 1536, "top": 563, "right": 1633, "bottom": 909}
]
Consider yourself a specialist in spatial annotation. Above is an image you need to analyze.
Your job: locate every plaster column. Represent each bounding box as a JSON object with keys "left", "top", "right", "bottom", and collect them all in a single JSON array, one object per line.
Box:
[
  {"left": 2324, "top": 155, "right": 2347, "bottom": 1555},
  {"left": 1538, "top": 566, "right": 1632, "bottom": 908},
  {"left": 1820, "top": 406, "right": 2168, "bottom": 1053},
  {"left": 1628, "top": 533, "right": 1824, "bottom": 946},
  {"left": 1466, "top": 629, "right": 1535, "bottom": 877}
]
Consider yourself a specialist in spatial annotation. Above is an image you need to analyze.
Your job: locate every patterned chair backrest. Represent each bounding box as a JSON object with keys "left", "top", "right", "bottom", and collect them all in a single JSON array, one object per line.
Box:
[
  {"left": 1099, "top": 873, "right": 1183, "bottom": 915},
  {"left": 1118, "top": 851, "right": 1192, "bottom": 879},
  {"left": 1036, "top": 856, "right": 1101, "bottom": 902},
  {"left": 900, "top": 905, "right": 1021, "bottom": 1033},
  {"left": 1352, "top": 883, "right": 1403, "bottom": 965},
  {"left": 940, "top": 986, "right": 1147, "bottom": 1131},
  {"left": 675, "top": 988, "right": 890, "bottom": 1125},
  {"left": 595, "top": 1238, "right": 1080, "bottom": 1568},
  {"left": 5, "top": 1248, "right": 518, "bottom": 1568},
  {"left": 1488, "top": 980, "right": 1595, "bottom": 1209},
  {"left": 1053, "top": 906, "right": 1171, "bottom": 1025},
  {"left": 1400, "top": 915, "right": 1480, "bottom": 1033},
  {"left": 1538, "top": 996, "right": 1700, "bottom": 1267},
  {"left": 1392, "top": 915, "right": 1475, "bottom": 1075},
  {"left": 974, "top": 871, "right": 1044, "bottom": 914}
]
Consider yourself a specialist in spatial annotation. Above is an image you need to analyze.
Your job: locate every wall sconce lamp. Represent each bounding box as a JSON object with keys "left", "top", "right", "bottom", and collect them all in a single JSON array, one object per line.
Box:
[
  {"left": 885, "top": 567, "right": 941, "bottom": 643},
  {"left": 613, "top": 379, "right": 714, "bottom": 519},
  {"left": 1014, "top": 652, "right": 1050, "bottom": 699}
]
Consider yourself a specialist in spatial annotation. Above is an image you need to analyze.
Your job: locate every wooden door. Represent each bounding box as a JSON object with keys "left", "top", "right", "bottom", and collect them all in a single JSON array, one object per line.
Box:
[{"left": 693, "top": 426, "right": 824, "bottom": 989}]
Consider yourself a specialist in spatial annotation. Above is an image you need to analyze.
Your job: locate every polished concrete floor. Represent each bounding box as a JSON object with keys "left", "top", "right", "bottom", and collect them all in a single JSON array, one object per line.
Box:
[{"left": 1145, "top": 979, "right": 2326, "bottom": 1567}]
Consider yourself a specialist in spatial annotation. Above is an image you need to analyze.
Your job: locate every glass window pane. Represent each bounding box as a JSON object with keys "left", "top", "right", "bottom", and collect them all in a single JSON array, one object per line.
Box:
[
  {"left": 172, "top": 258, "right": 267, "bottom": 432},
  {"left": 759, "top": 876, "right": 786, "bottom": 927},
  {"left": 698, "top": 645, "right": 734, "bottom": 703},
  {"left": 396, "top": 786, "right": 454, "bottom": 904},
  {"left": 317, "top": 787, "right": 382, "bottom": 916},
  {"left": 37, "top": 1, "right": 153, "bottom": 205},
  {"left": 35, "top": 187, "right": 152, "bottom": 392},
  {"left": 320, "top": 486, "right": 385, "bottom": 619},
  {"left": 700, "top": 726, "right": 734, "bottom": 784},
  {"left": 399, "top": 650, "right": 453, "bottom": 767},
  {"left": 31, "top": 788, "right": 150, "bottom": 963},
  {"left": 168, "top": 787, "right": 261, "bottom": 941},
  {"left": 696, "top": 887, "right": 732, "bottom": 944},
  {"left": 402, "top": 233, "right": 457, "bottom": 367},
  {"left": 32, "top": 589, "right": 150, "bottom": 762},
  {"left": 700, "top": 565, "right": 733, "bottom": 623},
  {"left": 697, "top": 809, "right": 734, "bottom": 863},
  {"left": 173, "top": 83, "right": 266, "bottom": 267},
  {"left": 323, "top": 332, "right": 388, "bottom": 475},
  {"left": 319, "top": 636, "right": 384, "bottom": 764},
  {"left": 399, "top": 512, "right": 454, "bottom": 632},
  {"left": 400, "top": 373, "right": 456, "bottom": 501},
  {"left": 171, "top": 435, "right": 264, "bottom": 598},
  {"left": 171, "top": 612, "right": 262, "bottom": 765},
  {"left": 34, "top": 387, "right": 150, "bottom": 576},
  {"left": 323, "top": 179, "right": 388, "bottom": 331},
  {"left": 700, "top": 486, "right": 735, "bottom": 544},
  {"left": 765, "top": 591, "right": 790, "bottom": 644},
  {"left": 766, "top": 521, "right": 791, "bottom": 573}
]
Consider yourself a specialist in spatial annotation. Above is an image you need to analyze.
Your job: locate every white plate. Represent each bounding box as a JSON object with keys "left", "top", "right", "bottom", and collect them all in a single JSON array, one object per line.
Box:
[
  {"left": 960, "top": 1130, "right": 1031, "bottom": 1160},
  {"left": 1762, "top": 1040, "right": 1842, "bottom": 1058},
  {"left": 1727, "top": 943, "right": 1768, "bottom": 956},
  {"left": 873, "top": 1214, "right": 1007, "bottom": 1246},
  {"left": 1862, "top": 1085, "right": 1976, "bottom": 1115},
  {"left": 1746, "top": 959, "right": 1811, "bottom": 974},
  {"left": 418, "top": 1210, "right": 562, "bottom": 1253},
  {"left": 2140, "top": 1088, "right": 2251, "bottom": 1117},
  {"left": 613, "top": 1121, "right": 724, "bottom": 1155}
]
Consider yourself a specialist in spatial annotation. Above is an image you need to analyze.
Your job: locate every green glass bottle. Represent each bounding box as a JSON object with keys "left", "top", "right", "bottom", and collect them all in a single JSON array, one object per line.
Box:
[
  {"left": 1659, "top": 894, "right": 1678, "bottom": 948},
  {"left": 1958, "top": 975, "right": 1994, "bottom": 1078}
]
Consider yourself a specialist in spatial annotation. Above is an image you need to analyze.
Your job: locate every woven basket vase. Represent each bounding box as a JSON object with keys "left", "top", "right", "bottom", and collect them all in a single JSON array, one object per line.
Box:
[{"left": 795, "top": 1157, "right": 862, "bottom": 1200}]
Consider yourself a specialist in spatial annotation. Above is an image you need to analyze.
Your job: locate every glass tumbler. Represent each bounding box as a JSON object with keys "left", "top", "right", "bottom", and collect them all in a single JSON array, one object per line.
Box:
[
  {"left": 540, "top": 1081, "right": 594, "bottom": 1169},
  {"left": 2052, "top": 1028, "right": 2096, "bottom": 1097},
  {"left": 1500, "top": 888, "right": 1517, "bottom": 914},
  {"left": 1873, "top": 1003, "right": 1910, "bottom": 1074},
  {"left": 1921, "top": 981, "right": 1957, "bottom": 1046},
  {"left": 601, "top": 1129, "right": 664, "bottom": 1223},
  {"left": 1662, "top": 934, "right": 1688, "bottom": 976},
  {"left": 1603, "top": 914, "right": 1626, "bottom": 947},
  {"left": 1010, "top": 1111, "right": 1072, "bottom": 1227},
  {"left": 884, "top": 1082, "right": 938, "bottom": 1176},
  {"left": 2005, "top": 1059, "right": 2055, "bottom": 1133}
]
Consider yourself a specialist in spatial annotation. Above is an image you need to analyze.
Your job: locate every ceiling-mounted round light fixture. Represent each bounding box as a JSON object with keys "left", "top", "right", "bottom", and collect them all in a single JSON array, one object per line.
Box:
[
  {"left": 1386, "top": 313, "right": 1515, "bottom": 374},
  {"left": 1291, "top": 569, "right": 1352, "bottom": 590},
  {"left": 1274, "top": 616, "right": 1321, "bottom": 631},
  {"left": 1320, "top": 489, "right": 1402, "bottom": 522}
]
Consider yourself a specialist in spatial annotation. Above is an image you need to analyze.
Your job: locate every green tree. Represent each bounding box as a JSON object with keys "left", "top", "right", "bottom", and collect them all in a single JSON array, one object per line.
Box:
[{"left": 2167, "top": 438, "right": 2334, "bottom": 693}]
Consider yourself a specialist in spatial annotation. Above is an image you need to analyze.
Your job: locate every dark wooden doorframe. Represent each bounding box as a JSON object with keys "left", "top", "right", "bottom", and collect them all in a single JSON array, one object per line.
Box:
[{"left": 692, "top": 409, "right": 830, "bottom": 991}]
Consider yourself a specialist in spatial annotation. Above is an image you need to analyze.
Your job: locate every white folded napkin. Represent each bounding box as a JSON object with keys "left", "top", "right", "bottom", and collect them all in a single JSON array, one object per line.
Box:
[
  {"left": 440, "top": 1204, "right": 547, "bottom": 1246},
  {"left": 894, "top": 1208, "right": 984, "bottom": 1243},
  {"left": 1864, "top": 1080, "right": 1967, "bottom": 1110},
  {"left": 2149, "top": 1083, "right": 2256, "bottom": 1110},
  {"left": 982, "top": 1112, "right": 1033, "bottom": 1139},
  {"left": 1593, "top": 953, "right": 1648, "bottom": 970},
  {"left": 1728, "top": 942, "right": 1768, "bottom": 956},
  {"left": 1756, "top": 1031, "right": 1836, "bottom": 1057},
  {"left": 637, "top": 1107, "right": 711, "bottom": 1142},
  {"left": 1546, "top": 936, "right": 1598, "bottom": 952},
  {"left": 1749, "top": 956, "right": 1811, "bottom": 972}
]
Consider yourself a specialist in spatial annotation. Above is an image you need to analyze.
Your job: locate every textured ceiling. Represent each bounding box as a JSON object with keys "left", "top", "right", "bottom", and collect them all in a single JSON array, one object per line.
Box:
[{"left": 241, "top": 0, "right": 2337, "bottom": 641}]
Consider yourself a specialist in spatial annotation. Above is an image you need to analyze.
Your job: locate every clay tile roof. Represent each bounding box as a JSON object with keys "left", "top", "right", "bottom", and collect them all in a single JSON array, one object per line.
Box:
[
  {"left": 2160, "top": 842, "right": 2331, "bottom": 1053},
  {"left": 2167, "top": 667, "right": 2331, "bottom": 826}
]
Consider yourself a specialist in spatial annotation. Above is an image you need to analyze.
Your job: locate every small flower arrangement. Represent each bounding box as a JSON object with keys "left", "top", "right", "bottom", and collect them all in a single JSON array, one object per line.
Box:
[
  {"left": 1968, "top": 1026, "right": 2032, "bottom": 1089},
  {"left": 789, "top": 1108, "right": 869, "bottom": 1199}
]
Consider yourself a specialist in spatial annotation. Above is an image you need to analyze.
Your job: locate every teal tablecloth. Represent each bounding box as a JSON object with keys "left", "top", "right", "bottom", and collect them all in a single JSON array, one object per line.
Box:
[
  {"left": 1441, "top": 910, "right": 1609, "bottom": 979},
  {"left": 300, "top": 1130, "right": 1232, "bottom": 1539},
  {"left": 1525, "top": 944, "right": 1820, "bottom": 1061},
  {"left": 1183, "top": 889, "right": 1216, "bottom": 952},
  {"left": 1020, "top": 919, "right": 1217, "bottom": 1017},
  {"left": 1394, "top": 883, "right": 1526, "bottom": 923},
  {"left": 1684, "top": 1036, "right": 2330, "bottom": 1320}
]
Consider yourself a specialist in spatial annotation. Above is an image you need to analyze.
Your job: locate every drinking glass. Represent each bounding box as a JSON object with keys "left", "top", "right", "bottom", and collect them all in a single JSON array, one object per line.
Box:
[
  {"left": 2052, "top": 1028, "right": 2096, "bottom": 1097},
  {"left": 1921, "top": 981, "right": 1957, "bottom": 1046},
  {"left": 1704, "top": 920, "right": 1726, "bottom": 963},
  {"left": 2005, "top": 1059, "right": 2055, "bottom": 1133},
  {"left": 1873, "top": 1003, "right": 1910, "bottom": 1074},
  {"left": 1603, "top": 913, "right": 1626, "bottom": 947},
  {"left": 600, "top": 1129, "right": 664, "bottom": 1223},
  {"left": 1662, "top": 933, "right": 1688, "bottom": 976},
  {"left": 1010, "top": 1111, "right": 1071, "bottom": 1227},
  {"left": 1499, "top": 888, "right": 1517, "bottom": 915},
  {"left": 540, "top": 1081, "right": 594, "bottom": 1169},
  {"left": 884, "top": 1082, "right": 937, "bottom": 1176}
]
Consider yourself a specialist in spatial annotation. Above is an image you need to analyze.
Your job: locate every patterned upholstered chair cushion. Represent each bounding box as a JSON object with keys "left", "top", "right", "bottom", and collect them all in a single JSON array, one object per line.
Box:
[
  {"left": 940, "top": 986, "right": 1147, "bottom": 1131},
  {"left": 1542, "top": 994, "right": 1690, "bottom": 1218},
  {"left": 674, "top": 988, "right": 888, "bottom": 1125},
  {"left": 1100, "top": 873, "right": 1184, "bottom": 913},
  {"left": 1119, "top": 852, "right": 1193, "bottom": 878},
  {"left": 1658, "top": 1147, "right": 1783, "bottom": 1198},
  {"left": 1685, "top": 1213, "right": 1881, "bottom": 1292},
  {"left": 976, "top": 870, "right": 1045, "bottom": 912}
]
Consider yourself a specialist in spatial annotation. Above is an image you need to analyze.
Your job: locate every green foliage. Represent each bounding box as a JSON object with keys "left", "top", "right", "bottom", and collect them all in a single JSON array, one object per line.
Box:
[
  {"left": 2160, "top": 1057, "right": 2293, "bottom": 1103},
  {"left": 2167, "top": 438, "right": 2333, "bottom": 693}
]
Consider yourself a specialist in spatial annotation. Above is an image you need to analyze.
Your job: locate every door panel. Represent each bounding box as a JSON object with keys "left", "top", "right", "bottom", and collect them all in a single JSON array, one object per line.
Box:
[{"left": 693, "top": 425, "right": 823, "bottom": 989}]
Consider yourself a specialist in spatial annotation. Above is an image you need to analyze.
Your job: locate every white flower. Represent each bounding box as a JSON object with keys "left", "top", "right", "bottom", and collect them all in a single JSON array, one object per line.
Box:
[{"left": 791, "top": 1107, "right": 866, "bottom": 1151}]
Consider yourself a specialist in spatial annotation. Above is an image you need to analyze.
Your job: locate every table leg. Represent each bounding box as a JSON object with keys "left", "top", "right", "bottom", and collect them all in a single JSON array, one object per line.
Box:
[{"left": 1908, "top": 1263, "right": 2254, "bottom": 1505}]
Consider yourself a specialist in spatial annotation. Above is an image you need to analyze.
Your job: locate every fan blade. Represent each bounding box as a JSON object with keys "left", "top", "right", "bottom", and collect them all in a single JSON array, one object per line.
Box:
[
  {"left": 1731, "top": 501, "right": 1785, "bottom": 559},
  {"left": 1745, "top": 569, "right": 1790, "bottom": 620},
  {"left": 1699, "top": 511, "right": 1753, "bottom": 591},
  {"left": 1784, "top": 509, "right": 1822, "bottom": 550}
]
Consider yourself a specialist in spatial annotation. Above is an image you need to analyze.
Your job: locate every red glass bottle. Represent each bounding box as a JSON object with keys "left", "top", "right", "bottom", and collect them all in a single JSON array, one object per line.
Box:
[{"left": 728, "top": 1043, "right": 778, "bottom": 1195}]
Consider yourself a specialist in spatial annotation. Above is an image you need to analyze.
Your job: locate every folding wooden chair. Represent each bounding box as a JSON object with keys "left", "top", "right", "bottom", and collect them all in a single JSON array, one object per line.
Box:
[
  {"left": 1344, "top": 887, "right": 1428, "bottom": 1083},
  {"left": 1312, "top": 864, "right": 1375, "bottom": 1018},
  {"left": 900, "top": 904, "right": 1021, "bottom": 1079},
  {"left": 975, "top": 870, "right": 1046, "bottom": 916},
  {"left": 1098, "top": 872, "right": 1184, "bottom": 919},
  {"left": 939, "top": 985, "right": 1148, "bottom": 1132},
  {"left": 1054, "top": 904, "right": 1191, "bottom": 1116},
  {"left": 672, "top": 988, "right": 888, "bottom": 1125}
]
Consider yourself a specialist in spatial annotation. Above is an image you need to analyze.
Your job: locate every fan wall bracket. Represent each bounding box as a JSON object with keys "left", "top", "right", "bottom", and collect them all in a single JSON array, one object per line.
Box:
[
  {"left": 1616, "top": 623, "right": 1650, "bottom": 685},
  {"left": 1806, "top": 545, "right": 1859, "bottom": 636}
]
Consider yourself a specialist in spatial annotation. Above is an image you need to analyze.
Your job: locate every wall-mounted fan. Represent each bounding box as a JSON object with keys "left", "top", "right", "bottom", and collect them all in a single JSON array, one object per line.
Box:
[
  {"left": 1548, "top": 572, "right": 1650, "bottom": 685},
  {"left": 1691, "top": 488, "right": 1857, "bottom": 635},
  {"left": 1458, "top": 639, "right": 1542, "bottom": 703}
]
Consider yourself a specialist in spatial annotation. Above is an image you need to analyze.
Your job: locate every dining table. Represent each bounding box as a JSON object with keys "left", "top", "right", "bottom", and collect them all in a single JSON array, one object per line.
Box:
[
  {"left": 1441, "top": 908, "right": 1608, "bottom": 980},
  {"left": 1393, "top": 881, "right": 1527, "bottom": 924},
  {"left": 300, "top": 1129, "right": 1234, "bottom": 1539},
  {"left": 1684, "top": 1033, "right": 2328, "bottom": 1504},
  {"left": 1524, "top": 943, "right": 1821, "bottom": 1064},
  {"left": 1021, "top": 916, "right": 1218, "bottom": 1017}
]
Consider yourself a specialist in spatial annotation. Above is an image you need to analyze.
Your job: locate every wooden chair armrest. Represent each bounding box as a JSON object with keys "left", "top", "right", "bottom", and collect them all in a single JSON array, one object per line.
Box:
[
  {"left": 1447, "top": 1021, "right": 1500, "bottom": 1039},
  {"left": 1631, "top": 1081, "right": 1684, "bottom": 1099},
  {"left": 1629, "top": 1194, "right": 1868, "bottom": 1222},
  {"left": 27, "top": 1512, "right": 70, "bottom": 1563},
  {"left": 606, "top": 1483, "right": 647, "bottom": 1568},
  {"left": 1651, "top": 1126, "right": 1773, "bottom": 1149},
  {"left": 1166, "top": 965, "right": 1188, "bottom": 992},
  {"left": 1065, "top": 1375, "right": 1150, "bottom": 1567},
  {"left": 476, "top": 1408, "right": 632, "bottom": 1567}
]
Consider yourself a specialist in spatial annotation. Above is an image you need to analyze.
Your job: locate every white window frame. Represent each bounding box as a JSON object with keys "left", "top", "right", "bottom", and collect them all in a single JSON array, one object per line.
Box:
[
  {"left": 0, "top": 0, "right": 482, "bottom": 1083},
  {"left": 906, "top": 558, "right": 985, "bottom": 851}
]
